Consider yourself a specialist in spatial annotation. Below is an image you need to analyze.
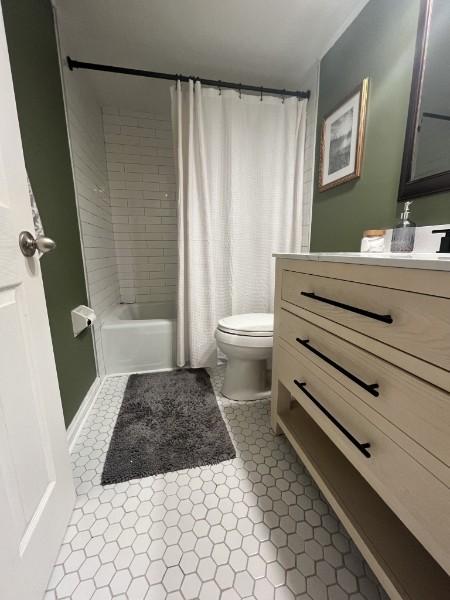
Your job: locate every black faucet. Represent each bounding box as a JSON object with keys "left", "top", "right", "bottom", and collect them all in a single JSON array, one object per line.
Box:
[{"left": 432, "top": 228, "right": 450, "bottom": 253}]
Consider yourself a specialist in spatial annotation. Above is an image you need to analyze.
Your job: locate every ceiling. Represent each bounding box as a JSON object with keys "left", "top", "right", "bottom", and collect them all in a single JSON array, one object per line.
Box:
[{"left": 55, "top": 0, "right": 370, "bottom": 113}]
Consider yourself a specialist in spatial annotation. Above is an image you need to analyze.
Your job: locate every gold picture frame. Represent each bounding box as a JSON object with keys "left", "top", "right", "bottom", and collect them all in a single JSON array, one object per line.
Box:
[{"left": 319, "top": 78, "right": 369, "bottom": 192}]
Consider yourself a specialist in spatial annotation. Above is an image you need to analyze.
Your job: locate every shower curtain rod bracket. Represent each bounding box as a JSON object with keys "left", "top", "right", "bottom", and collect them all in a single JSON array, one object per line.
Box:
[{"left": 66, "top": 57, "right": 310, "bottom": 99}]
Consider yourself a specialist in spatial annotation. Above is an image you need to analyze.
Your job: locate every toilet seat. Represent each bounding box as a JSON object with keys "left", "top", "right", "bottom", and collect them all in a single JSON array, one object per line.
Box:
[
  {"left": 215, "top": 328, "right": 273, "bottom": 348},
  {"left": 217, "top": 313, "right": 273, "bottom": 337}
]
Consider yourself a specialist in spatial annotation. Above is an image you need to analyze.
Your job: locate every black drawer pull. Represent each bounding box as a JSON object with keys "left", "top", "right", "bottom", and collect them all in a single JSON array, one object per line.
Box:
[
  {"left": 293, "top": 379, "right": 371, "bottom": 458},
  {"left": 296, "top": 338, "right": 379, "bottom": 397},
  {"left": 300, "top": 291, "right": 393, "bottom": 324}
]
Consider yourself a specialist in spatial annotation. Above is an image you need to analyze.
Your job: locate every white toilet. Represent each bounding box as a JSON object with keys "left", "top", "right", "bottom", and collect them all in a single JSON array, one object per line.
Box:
[{"left": 215, "top": 313, "right": 274, "bottom": 401}]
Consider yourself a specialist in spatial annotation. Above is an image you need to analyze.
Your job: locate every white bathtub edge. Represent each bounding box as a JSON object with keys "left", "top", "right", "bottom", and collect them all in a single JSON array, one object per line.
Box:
[{"left": 105, "top": 366, "right": 178, "bottom": 377}]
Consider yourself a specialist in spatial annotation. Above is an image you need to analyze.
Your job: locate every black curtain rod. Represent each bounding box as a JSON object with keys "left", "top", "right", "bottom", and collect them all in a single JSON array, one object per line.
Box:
[
  {"left": 67, "top": 57, "right": 310, "bottom": 100},
  {"left": 423, "top": 111, "right": 450, "bottom": 122}
]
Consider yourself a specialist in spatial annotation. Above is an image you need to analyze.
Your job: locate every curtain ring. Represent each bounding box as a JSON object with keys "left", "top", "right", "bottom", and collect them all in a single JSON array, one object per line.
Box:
[
  {"left": 218, "top": 80, "right": 222, "bottom": 95},
  {"left": 260, "top": 86, "right": 263, "bottom": 102},
  {"left": 282, "top": 89, "right": 286, "bottom": 104},
  {"left": 239, "top": 84, "right": 242, "bottom": 99}
]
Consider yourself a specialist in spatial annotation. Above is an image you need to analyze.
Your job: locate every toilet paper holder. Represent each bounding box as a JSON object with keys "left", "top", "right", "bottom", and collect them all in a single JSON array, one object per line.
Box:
[{"left": 71, "top": 305, "right": 96, "bottom": 337}]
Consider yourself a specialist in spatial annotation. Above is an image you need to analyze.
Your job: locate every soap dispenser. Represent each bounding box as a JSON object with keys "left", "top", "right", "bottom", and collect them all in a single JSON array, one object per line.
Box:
[{"left": 391, "top": 201, "right": 416, "bottom": 253}]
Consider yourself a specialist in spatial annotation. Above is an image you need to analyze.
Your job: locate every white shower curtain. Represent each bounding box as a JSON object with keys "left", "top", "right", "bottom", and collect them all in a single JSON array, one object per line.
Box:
[{"left": 171, "top": 80, "right": 306, "bottom": 368}]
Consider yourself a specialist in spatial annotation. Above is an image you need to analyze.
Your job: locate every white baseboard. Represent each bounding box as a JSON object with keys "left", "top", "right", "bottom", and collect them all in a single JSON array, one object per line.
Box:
[{"left": 67, "top": 377, "right": 102, "bottom": 453}]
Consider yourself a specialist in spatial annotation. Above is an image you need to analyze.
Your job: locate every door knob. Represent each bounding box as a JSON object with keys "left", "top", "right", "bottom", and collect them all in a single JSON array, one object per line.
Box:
[{"left": 19, "top": 230, "right": 56, "bottom": 257}]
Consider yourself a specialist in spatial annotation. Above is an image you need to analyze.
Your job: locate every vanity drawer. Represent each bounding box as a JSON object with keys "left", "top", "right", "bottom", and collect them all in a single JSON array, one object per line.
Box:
[
  {"left": 276, "top": 343, "right": 450, "bottom": 565},
  {"left": 281, "top": 269, "right": 450, "bottom": 371},
  {"left": 278, "top": 308, "right": 450, "bottom": 474}
]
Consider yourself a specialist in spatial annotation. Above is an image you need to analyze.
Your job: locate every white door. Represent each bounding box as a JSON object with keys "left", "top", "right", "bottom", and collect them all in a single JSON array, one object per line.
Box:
[{"left": 0, "top": 6, "right": 75, "bottom": 600}]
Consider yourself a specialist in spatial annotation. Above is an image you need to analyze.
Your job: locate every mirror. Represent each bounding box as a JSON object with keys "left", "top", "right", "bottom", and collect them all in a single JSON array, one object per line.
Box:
[{"left": 398, "top": 0, "right": 450, "bottom": 201}]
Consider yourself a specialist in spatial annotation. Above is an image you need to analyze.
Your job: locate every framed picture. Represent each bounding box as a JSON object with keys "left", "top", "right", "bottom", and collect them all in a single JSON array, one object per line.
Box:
[{"left": 319, "top": 78, "right": 369, "bottom": 191}]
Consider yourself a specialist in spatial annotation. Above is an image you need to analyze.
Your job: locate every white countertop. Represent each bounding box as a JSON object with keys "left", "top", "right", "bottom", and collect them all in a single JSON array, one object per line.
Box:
[{"left": 273, "top": 252, "right": 450, "bottom": 272}]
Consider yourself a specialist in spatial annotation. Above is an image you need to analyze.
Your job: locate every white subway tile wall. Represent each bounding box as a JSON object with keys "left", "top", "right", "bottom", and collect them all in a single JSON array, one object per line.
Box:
[
  {"left": 300, "top": 63, "right": 320, "bottom": 252},
  {"left": 102, "top": 107, "right": 177, "bottom": 304},
  {"left": 64, "top": 73, "right": 120, "bottom": 376}
]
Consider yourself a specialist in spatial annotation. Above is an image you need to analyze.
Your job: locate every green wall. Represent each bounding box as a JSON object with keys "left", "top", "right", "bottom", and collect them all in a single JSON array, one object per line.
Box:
[
  {"left": 310, "top": 0, "right": 450, "bottom": 252},
  {"left": 2, "top": 0, "right": 97, "bottom": 426}
]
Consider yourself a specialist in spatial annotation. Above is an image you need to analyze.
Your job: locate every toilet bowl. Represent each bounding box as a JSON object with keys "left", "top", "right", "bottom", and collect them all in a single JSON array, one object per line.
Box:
[{"left": 215, "top": 313, "right": 273, "bottom": 401}]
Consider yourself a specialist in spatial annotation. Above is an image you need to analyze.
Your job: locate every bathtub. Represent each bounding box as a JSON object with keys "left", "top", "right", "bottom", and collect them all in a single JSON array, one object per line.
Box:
[{"left": 101, "top": 302, "right": 176, "bottom": 375}]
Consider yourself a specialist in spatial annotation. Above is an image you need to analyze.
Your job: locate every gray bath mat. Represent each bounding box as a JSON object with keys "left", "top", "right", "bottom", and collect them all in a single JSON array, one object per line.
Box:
[{"left": 101, "top": 369, "right": 235, "bottom": 485}]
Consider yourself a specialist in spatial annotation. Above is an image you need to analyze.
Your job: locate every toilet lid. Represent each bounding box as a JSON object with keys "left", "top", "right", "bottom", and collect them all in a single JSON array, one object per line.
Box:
[{"left": 218, "top": 313, "right": 274, "bottom": 337}]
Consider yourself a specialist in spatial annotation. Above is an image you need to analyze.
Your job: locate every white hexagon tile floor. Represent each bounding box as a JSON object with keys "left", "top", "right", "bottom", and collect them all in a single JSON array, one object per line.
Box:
[{"left": 45, "top": 367, "right": 388, "bottom": 600}]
